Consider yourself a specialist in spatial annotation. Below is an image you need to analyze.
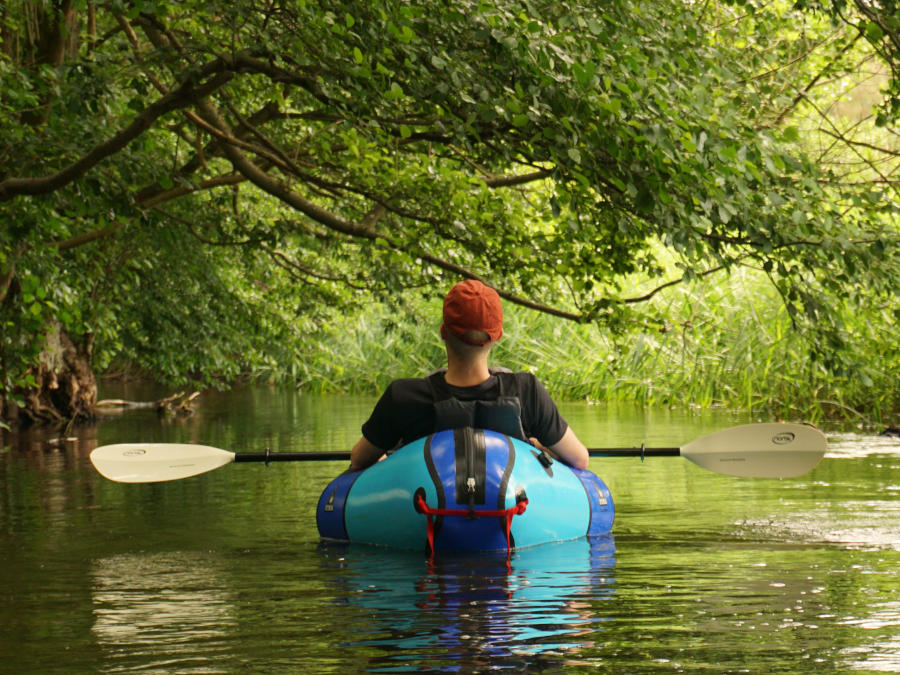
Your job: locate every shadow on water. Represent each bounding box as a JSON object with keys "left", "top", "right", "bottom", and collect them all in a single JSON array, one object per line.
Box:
[{"left": 316, "top": 535, "right": 616, "bottom": 672}]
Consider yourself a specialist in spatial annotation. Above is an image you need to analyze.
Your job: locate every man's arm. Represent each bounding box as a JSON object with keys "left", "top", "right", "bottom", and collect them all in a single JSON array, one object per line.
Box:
[
  {"left": 530, "top": 427, "right": 590, "bottom": 470},
  {"left": 349, "top": 436, "right": 386, "bottom": 471},
  {"left": 550, "top": 427, "right": 590, "bottom": 469}
]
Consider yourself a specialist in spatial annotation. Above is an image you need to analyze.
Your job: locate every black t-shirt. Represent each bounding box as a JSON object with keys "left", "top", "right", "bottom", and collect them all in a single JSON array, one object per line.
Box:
[{"left": 361, "top": 371, "right": 568, "bottom": 451}]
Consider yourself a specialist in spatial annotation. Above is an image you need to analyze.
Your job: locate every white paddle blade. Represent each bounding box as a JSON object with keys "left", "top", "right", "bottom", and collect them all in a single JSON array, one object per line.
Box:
[
  {"left": 90, "top": 443, "right": 235, "bottom": 483},
  {"left": 681, "top": 423, "right": 826, "bottom": 478}
]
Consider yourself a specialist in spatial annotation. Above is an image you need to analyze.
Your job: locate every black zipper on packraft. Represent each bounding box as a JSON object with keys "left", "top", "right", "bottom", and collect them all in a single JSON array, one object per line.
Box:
[
  {"left": 465, "top": 427, "right": 477, "bottom": 519},
  {"left": 453, "top": 427, "right": 486, "bottom": 518}
]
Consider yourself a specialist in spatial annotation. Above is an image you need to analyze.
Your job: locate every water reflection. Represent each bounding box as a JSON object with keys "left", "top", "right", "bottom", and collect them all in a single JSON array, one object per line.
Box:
[
  {"left": 789, "top": 433, "right": 900, "bottom": 552},
  {"left": 824, "top": 431, "right": 900, "bottom": 459},
  {"left": 838, "top": 600, "right": 900, "bottom": 672},
  {"left": 4, "top": 392, "right": 900, "bottom": 672},
  {"left": 91, "top": 551, "right": 235, "bottom": 673},
  {"left": 318, "top": 536, "right": 616, "bottom": 671}
]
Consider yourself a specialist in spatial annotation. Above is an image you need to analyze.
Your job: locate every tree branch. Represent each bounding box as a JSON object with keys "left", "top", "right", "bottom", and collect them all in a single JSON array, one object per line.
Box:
[
  {"left": 818, "top": 126, "right": 900, "bottom": 158},
  {"left": 0, "top": 258, "right": 15, "bottom": 305},
  {"left": 766, "top": 29, "right": 860, "bottom": 129},
  {"left": 623, "top": 264, "right": 727, "bottom": 304},
  {"left": 805, "top": 93, "right": 894, "bottom": 186},
  {"left": 264, "top": 246, "right": 368, "bottom": 289},
  {"left": 52, "top": 225, "right": 124, "bottom": 251},
  {"left": 0, "top": 69, "right": 234, "bottom": 201},
  {"left": 139, "top": 171, "right": 249, "bottom": 208},
  {"left": 189, "top": 97, "right": 586, "bottom": 319},
  {"left": 485, "top": 169, "right": 553, "bottom": 188}
]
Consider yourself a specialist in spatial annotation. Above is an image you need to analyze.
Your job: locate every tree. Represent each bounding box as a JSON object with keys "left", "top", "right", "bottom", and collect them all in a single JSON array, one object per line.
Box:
[
  {"left": 1, "top": 0, "right": 897, "bottom": 425},
  {"left": 793, "top": 0, "right": 900, "bottom": 123}
]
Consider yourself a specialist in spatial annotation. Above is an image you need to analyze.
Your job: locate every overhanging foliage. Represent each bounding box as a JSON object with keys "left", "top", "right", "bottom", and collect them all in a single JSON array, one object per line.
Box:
[{"left": 1, "top": 0, "right": 898, "bottom": 421}]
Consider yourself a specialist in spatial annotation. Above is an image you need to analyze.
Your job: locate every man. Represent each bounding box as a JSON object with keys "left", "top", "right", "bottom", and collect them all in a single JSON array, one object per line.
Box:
[{"left": 349, "top": 280, "right": 590, "bottom": 471}]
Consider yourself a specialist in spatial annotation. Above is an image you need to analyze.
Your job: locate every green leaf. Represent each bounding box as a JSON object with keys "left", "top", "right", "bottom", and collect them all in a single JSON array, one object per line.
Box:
[
  {"left": 384, "top": 82, "right": 404, "bottom": 100},
  {"left": 781, "top": 126, "right": 800, "bottom": 142},
  {"left": 865, "top": 21, "right": 884, "bottom": 42}
]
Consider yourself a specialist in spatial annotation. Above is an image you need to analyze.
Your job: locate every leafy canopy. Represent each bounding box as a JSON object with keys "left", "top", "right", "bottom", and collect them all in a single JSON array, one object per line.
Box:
[{"left": 0, "top": 0, "right": 897, "bottom": 400}]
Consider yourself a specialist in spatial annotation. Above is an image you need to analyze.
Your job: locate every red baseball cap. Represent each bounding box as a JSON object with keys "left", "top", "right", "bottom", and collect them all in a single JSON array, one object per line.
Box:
[{"left": 441, "top": 280, "right": 503, "bottom": 345}]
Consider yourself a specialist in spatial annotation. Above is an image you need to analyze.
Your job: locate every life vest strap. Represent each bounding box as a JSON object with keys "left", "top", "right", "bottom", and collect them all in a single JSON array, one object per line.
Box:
[{"left": 414, "top": 492, "right": 528, "bottom": 556}]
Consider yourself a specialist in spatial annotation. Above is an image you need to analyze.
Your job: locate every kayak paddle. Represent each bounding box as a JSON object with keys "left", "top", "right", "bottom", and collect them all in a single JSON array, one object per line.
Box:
[
  {"left": 89, "top": 422, "right": 825, "bottom": 483},
  {"left": 585, "top": 423, "right": 826, "bottom": 478}
]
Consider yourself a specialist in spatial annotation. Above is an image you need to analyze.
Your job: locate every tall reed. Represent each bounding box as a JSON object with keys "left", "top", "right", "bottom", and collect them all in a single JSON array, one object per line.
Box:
[{"left": 276, "top": 271, "right": 898, "bottom": 428}]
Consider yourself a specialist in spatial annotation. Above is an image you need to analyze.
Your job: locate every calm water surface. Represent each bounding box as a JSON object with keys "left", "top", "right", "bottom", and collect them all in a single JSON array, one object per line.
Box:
[{"left": 1, "top": 384, "right": 898, "bottom": 673}]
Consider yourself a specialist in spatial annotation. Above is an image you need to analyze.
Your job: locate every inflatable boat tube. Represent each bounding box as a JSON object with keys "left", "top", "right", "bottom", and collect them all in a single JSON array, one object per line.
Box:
[{"left": 316, "top": 428, "right": 614, "bottom": 552}]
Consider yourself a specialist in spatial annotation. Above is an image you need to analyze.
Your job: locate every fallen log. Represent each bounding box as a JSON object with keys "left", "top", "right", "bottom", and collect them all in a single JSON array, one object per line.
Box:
[
  {"left": 96, "top": 399, "right": 157, "bottom": 409},
  {"left": 96, "top": 391, "right": 200, "bottom": 416}
]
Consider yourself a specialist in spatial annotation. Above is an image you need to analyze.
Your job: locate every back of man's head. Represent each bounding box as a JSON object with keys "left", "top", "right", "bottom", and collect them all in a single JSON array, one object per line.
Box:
[{"left": 441, "top": 280, "right": 503, "bottom": 346}]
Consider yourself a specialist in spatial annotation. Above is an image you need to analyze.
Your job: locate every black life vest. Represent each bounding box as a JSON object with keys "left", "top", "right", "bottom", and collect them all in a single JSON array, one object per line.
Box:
[{"left": 427, "top": 368, "right": 527, "bottom": 441}]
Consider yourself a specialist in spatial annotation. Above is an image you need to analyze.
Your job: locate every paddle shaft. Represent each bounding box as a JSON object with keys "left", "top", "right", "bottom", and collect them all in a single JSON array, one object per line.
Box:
[
  {"left": 230, "top": 446, "right": 682, "bottom": 463},
  {"left": 89, "top": 423, "right": 825, "bottom": 482},
  {"left": 234, "top": 450, "right": 352, "bottom": 462},
  {"left": 589, "top": 447, "right": 680, "bottom": 458}
]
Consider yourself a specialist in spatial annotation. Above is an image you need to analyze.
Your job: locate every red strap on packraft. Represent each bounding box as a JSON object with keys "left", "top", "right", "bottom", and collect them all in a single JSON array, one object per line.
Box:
[{"left": 414, "top": 493, "right": 528, "bottom": 555}]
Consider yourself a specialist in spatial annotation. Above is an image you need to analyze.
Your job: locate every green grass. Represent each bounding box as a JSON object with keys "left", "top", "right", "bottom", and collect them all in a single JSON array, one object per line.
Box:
[{"left": 252, "top": 271, "right": 898, "bottom": 429}]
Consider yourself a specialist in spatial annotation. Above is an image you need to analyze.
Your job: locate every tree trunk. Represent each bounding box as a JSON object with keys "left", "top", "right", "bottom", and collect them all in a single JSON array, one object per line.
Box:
[
  {"left": 7, "top": 0, "right": 81, "bottom": 126},
  {"left": 17, "top": 321, "right": 97, "bottom": 426}
]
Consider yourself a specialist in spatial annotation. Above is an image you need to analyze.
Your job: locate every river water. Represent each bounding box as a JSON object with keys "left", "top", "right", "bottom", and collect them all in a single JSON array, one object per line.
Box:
[{"left": 1, "top": 384, "right": 898, "bottom": 673}]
